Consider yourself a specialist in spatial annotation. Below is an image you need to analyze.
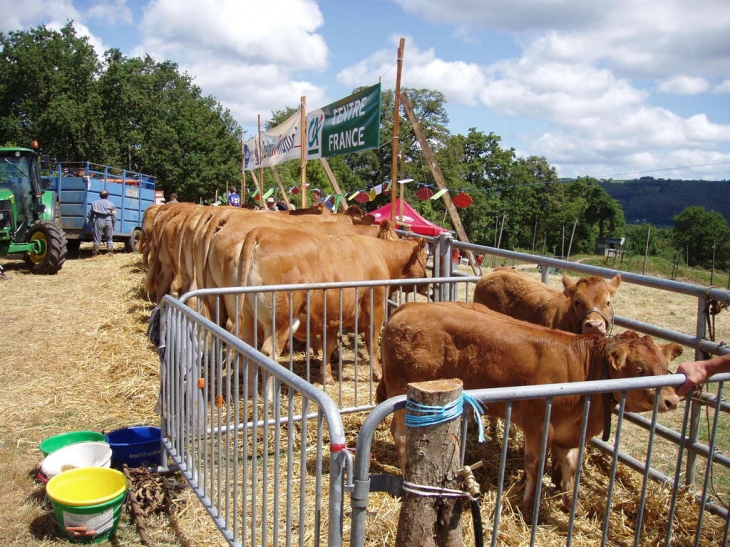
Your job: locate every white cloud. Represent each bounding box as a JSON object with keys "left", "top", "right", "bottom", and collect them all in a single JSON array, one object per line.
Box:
[
  {"left": 133, "top": 0, "right": 330, "bottom": 127},
  {"left": 657, "top": 76, "right": 710, "bottom": 95},
  {"left": 392, "top": 0, "right": 609, "bottom": 31},
  {"left": 713, "top": 79, "right": 730, "bottom": 94},
  {"left": 140, "top": 0, "right": 327, "bottom": 70},
  {"left": 392, "top": 0, "right": 730, "bottom": 79},
  {"left": 0, "top": 0, "right": 78, "bottom": 32},
  {"left": 85, "top": 0, "right": 133, "bottom": 26},
  {"left": 337, "top": 36, "right": 487, "bottom": 107}
]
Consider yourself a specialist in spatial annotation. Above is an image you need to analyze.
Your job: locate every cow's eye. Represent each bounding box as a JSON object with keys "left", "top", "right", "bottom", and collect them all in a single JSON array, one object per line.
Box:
[{"left": 635, "top": 366, "right": 645, "bottom": 376}]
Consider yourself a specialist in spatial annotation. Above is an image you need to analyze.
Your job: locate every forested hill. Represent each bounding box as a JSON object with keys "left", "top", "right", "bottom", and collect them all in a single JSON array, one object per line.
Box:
[{"left": 599, "top": 178, "right": 730, "bottom": 228}]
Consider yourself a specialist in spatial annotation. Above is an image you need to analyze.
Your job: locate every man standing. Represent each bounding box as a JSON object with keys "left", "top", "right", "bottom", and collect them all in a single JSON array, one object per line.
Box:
[
  {"left": 227, "top": 187, "right": 242, "bottom": 207},
  {"left": 89, "top": 190, "right": 117, "bottom": 255}
]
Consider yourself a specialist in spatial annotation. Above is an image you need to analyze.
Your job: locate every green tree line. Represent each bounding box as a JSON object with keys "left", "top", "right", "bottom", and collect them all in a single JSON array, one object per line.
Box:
[{"left": 1, "top": 23, "right": 728, "bottom": 271}]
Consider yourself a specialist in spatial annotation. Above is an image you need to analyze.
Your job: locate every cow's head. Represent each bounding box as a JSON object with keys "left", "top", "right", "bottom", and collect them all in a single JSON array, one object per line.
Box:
[
  {"left": 563, "top": 273, "right": 621, "bottom": 335},
  {"left": 606, "top": 330, "right": 682, "bottom": 412}
]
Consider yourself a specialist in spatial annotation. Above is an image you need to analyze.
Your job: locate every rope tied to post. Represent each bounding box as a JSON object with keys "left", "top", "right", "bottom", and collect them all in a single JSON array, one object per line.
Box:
[{"left": 405, "top": 392, "right": 486, "bottom": 443}]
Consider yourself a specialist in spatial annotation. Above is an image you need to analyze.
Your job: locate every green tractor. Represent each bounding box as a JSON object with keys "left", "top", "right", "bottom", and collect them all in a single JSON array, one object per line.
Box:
[{"left": 0, "top": 144, "right": 67, "bottom": 274}]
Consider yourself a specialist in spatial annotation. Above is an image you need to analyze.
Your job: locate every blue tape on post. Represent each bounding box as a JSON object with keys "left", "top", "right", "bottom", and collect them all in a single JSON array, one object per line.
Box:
[{"left": 405, "top": 392, "right": 485, "bottom": 443}]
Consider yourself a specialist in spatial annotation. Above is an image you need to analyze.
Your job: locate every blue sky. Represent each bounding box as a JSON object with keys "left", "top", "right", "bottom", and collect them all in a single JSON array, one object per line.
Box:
[{"left": 5, "top": 0, "right": 730, "bottom": 181}]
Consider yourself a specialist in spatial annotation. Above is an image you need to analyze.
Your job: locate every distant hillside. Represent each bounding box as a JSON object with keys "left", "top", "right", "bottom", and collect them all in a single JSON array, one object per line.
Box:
[{"left": 599, "top": 177, "right": 730, "bottom": 228}]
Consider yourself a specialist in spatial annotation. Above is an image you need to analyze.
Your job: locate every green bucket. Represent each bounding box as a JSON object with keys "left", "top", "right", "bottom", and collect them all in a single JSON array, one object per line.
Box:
[
  {"left": 46, "top": 468, "right": 128, "bottom": 543},
  {"left": 39, "top": 431, "right": 106, "bottom": 456}
]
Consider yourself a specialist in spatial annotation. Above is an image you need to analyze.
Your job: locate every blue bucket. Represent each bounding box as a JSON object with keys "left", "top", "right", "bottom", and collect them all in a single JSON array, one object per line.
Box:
[{"left": 104, "top": 426, "right": 164, "bottom": 468}]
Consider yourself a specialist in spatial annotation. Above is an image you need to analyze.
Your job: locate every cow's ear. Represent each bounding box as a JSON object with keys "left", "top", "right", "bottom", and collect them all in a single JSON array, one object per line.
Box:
[
  {"left": 607, "top": 343, "right": 629, "bottom": 371},
  {"left": 660, "top": 343, "right": 684, "bottom": 362},
  {"left": 607, "top": 274, "right": 621, "bottom": 295},
  {"left": 562, "top": 273, "right": 575, "bottom": 294}
]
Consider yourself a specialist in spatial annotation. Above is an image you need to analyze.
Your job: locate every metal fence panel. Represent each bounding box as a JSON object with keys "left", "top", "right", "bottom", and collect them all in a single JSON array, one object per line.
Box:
[
  {"left": 158, "top": 296, "right": 348, "bottom": 547},
  {"left": 157, "top": 236, "right": 730, "bottom": 546}
]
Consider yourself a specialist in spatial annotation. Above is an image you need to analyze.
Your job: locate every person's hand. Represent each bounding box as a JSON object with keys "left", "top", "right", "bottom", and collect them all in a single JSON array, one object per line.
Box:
[{"left": 675, "top": 360, "right": 709, "bottom": 397}]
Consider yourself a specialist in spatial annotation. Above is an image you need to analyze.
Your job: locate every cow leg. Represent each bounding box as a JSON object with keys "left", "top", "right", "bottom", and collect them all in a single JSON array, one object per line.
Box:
[
  {"left": 366, "top": 298, "right": 385, "bottom": 381},
  {"left": 390, "top": 409, "right": 407, "bottom": 472},
  {"left": 320, "top": 331, "right": 337, "bottom": 385},
  {"left": 552, "top": 446, "right": 584, "bottom": 516},
  {"left": 520, "top": 421, "right": 552, "bottom": 523}
]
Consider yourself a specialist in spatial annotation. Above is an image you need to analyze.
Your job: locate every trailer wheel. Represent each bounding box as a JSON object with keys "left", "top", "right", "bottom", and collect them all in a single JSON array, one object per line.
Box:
[
  {"left": 126, "top": 228, "right": 143, "bottom": 253},
  {"left": 25, "top": 220, "right": 68, "bottom": 274}
]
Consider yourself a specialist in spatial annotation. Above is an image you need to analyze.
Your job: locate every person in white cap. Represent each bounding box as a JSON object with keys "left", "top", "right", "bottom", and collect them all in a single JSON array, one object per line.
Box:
[{"left": 265, "top": 196, "right": 278, "bottom": 211}]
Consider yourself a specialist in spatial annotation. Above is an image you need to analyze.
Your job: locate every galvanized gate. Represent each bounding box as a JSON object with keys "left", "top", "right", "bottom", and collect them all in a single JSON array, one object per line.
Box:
[
  {"left": 155, "top": 235, "right": 730, "bottom": 546},
  {"left": 157, "top": 296, "right": 350, "bottom": 547}
]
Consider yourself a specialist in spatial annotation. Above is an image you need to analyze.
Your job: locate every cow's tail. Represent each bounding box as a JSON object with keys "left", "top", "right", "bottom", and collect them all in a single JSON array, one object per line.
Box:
[{"left": 237, "top": 226, "right": 262, "bottom": 288}]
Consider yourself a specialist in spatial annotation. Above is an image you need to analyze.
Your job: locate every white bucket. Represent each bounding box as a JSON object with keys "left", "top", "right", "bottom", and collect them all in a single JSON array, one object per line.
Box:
[{"left": 40, "top": 441, "right": 112, "bottom": 480}]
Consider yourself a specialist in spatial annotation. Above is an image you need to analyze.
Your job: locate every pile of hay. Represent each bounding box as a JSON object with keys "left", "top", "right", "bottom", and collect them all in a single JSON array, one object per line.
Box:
[{"left": 2, "top": 247, "right": 726, "bottom": 546}]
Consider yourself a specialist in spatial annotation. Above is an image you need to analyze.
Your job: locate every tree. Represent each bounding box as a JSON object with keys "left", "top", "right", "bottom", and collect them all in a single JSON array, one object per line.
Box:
[
  {"left": 0, "top": 23, "right": 103, "bottom": 160},
  {"left": 673, "top": 206, "right": 730, "bottom": 268}
]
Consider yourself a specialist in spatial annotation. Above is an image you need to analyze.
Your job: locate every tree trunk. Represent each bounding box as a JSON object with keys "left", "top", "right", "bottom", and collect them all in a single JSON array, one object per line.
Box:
[{"left": 396, "top": 378, "right": 464, "bottom": 547}]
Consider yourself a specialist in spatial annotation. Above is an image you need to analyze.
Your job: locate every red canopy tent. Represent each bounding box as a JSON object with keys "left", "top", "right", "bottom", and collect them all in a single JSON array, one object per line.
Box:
[{"left": 368, "top": 198, "right": 451, "bottom": 236}]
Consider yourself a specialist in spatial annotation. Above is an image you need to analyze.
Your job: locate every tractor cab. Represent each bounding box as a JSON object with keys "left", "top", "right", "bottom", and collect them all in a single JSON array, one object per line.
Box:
[{"left": 0, "top": 144, "right": 66, "bottom": 274}]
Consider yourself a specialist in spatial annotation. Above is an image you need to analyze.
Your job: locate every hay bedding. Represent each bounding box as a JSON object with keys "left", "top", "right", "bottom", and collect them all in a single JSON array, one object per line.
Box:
[{"left": 1, "top": 250, "right": 726, "bottom": 546}]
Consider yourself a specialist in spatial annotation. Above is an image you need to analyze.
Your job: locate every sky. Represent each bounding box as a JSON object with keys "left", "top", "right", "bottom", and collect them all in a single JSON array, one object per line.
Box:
[{"left": 4, "top": 0, "right": 730, "bottom": 181}]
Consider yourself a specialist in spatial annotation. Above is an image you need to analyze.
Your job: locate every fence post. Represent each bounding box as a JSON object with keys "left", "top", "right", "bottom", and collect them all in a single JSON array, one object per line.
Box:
[{"left": 396, "top": 378, "right": 464, "bottom": 547}]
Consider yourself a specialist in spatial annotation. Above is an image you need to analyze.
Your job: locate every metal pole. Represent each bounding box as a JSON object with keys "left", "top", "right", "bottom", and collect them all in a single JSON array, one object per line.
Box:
[{"left": 642, "top": 226, "right": 651, "bottom": 275}]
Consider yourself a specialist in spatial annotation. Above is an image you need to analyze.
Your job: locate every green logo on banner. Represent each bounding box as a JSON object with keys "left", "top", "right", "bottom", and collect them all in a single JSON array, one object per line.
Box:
[{"left": 308, "top": 83, "right": 381, "bottom": 159}]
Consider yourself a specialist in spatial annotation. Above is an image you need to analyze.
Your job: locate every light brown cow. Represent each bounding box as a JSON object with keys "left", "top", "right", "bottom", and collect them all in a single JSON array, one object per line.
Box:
[
  {"left": 473, "top": 267, "right": 621, "bottom": 334},
  {"left": 144, "top": 202, "right": 201, "bottom": 299},
  {"left": 377, "top": 301, "right": 681, "bottom": 521},
  {"left": 201, "top": 209, "right": 382, "bottom": 329},
  {"left": 238, "top": 220, "right": 428, "bottom": 385}
]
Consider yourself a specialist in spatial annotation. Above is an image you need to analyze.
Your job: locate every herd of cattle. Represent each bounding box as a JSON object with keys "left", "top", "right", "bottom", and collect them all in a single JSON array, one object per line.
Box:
[{"left": 141, "top": 200, "right": 684, "bottom": 521}]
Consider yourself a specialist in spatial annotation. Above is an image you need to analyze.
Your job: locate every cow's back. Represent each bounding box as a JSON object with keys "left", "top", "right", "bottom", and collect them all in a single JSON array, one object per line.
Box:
[{"left": 474, "top": 268, "right": 564, "bottom": 328}]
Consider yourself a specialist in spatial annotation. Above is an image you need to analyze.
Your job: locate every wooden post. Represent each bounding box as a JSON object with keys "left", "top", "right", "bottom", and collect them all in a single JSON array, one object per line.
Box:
[
  {"left": 390, "top": 38, "right": 405, "bottom": 222},
  {"left": 396, "top": 378, "right": 464, "bottom": 547},
  {"left": 269, "top": 165, "right": 291, "bottom": 208},
  {"left": 300, "top": 96, "right": 308, "bottom": 208},
  {"left": 400, "top": 90, "right": 480, "bottom": 274},
  {"left": 257, "top": 115, "right": 265, "bottom": 209},
  {"left": 319, "top": 158, "right": 348, "bottom": 211}
]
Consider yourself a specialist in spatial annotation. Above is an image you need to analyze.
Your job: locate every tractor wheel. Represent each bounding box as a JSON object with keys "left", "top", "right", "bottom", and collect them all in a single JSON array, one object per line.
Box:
[
  {"left": 24, "top": 220, "right": 68, "bottom": 274},
  {"left": 126, "top": 228, "right": 143, "bottom": 253}
]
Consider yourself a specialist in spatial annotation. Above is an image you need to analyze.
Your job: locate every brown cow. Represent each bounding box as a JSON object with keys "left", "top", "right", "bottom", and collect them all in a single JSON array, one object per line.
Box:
[
  {"left": 201, "top": 210, "right": 384, "bottom": 329},
  {"left": 377, "top": 301, "right": 681, "bottom": 521},
  {"left": 473, "top": 267, "right": 621, "bottom": 334},
  {"left": 238, "top": 220, "right": 428, "bottom": 385}
]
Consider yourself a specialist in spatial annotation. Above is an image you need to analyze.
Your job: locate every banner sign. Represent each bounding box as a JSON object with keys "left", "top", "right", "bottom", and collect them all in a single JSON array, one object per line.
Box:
[
  {"left": 243, "top": 110, "right": 302, "bottom": 170},
  {"left": 306, "top": 83, "right": 381, "bottom": 160}
]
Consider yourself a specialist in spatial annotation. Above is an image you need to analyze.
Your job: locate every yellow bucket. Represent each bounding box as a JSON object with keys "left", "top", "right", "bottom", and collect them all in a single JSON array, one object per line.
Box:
[
  {"left": 46, "top": 467, "right": 127, "bottom": 506},
  {"left": 46, "top": 468, "right": 128, "bottom": 542}
]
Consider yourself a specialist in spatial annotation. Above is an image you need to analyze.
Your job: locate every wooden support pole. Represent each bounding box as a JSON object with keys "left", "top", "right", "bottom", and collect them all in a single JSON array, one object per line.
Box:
[
  {"left": 257, "top": 115, "right": 265, "bottom": 209},
  {"left": 269, "top": 165, "right": 291, "bottom": 208},
  {"left": 319, "top": 158, "right": 348, "bottom": 211},
  {"left": 300, "top": 96, "right": 308, "bottom": 208},
  {"left": 396, "top": 378, "right": 464, "bottom": 547},
  {"left": 390, "top": 37, "right": 405, "bottom": 222},
  {"left": 400, "top": 90, "right": 480, "bottom": 274}
]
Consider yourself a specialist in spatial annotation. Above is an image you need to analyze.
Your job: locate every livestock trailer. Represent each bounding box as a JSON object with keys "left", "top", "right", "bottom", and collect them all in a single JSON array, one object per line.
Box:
[{"left": 46, "top": 161, "right": 159, "bottom": 253}]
